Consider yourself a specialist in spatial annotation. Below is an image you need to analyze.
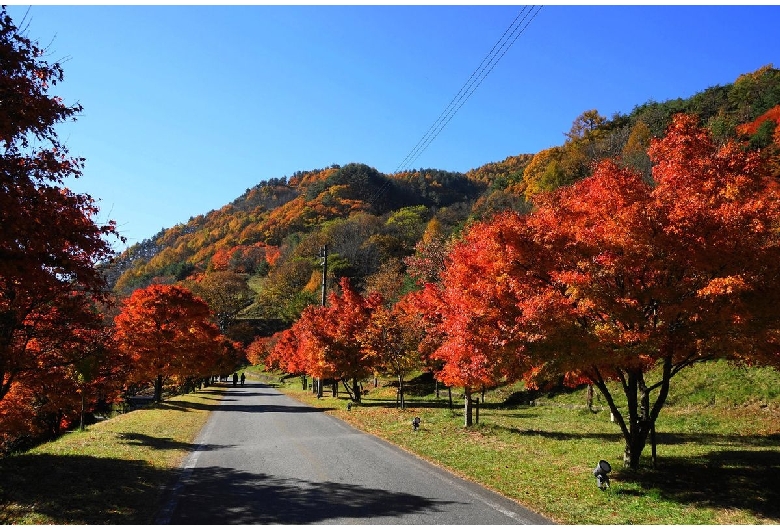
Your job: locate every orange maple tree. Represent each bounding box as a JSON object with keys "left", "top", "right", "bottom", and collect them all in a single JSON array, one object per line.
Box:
[
  {"left": 357, "top": 297, "right": 424, "bottom": 409},
  {"left": 432, "top": 114, "right": 780, "bottom": 467},
  {"left": 113, "top": 285, "right": 233, "bottom": 402},
  {"left": 428, "top": 210, "right": 547, "bottom": 425},
  {"left": 0, "top": 7, "right": 120, "bottom": 413},
  {"left": 269, "top": 278, "right": 381, "bottom": 402}
]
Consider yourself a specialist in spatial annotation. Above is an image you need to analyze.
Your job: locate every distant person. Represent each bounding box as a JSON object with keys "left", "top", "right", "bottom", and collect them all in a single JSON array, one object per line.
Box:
[
  {"left": 233, "top": 372, "right": 238, "bottom": 386},
  {"left": 240, "top": 373, "right": 246, "bottom": 386}
]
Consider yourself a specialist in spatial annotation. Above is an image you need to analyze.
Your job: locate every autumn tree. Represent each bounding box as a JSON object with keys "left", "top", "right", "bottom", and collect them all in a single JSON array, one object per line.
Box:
[
  {"left": 317, "top": 278, "right": 381, "bottom": 402},
  {"left": 246, "top": 333, "right": 277, "bottom": 367},
  {"left": 363, "top": 258, "right": 410, "bottom": 305},
  {"left": 439, "top": 113, "right": 780, "bottom": 467},
  {"left": 274, "top": 278, "right": 380, "bottom": 402},
  {"left": 737, "top": 104, "right": 780, "bottom": 177},
  {"left": 621, "top": 120, "right": 652, "bottom": 178},
  {"left": 114, "top": 284, "right": 230, "bottom": 402},
  {"left": 526, "top": 115, "right": 780, "bottom": 468},
  {"left": 430, "top": 212, "right": 542, "bottom": 426},
  {"left": 0, "top": 7, "right": 120, "bottom": 405},
  {"left": 358, "top": 297, "right": 423, "bottom": 409},
  {"left": 404, "top": 218, "right": 451, "bottom": 286},
  {"left": 184, "top": 271, "right": 254, "bottom": 336}
]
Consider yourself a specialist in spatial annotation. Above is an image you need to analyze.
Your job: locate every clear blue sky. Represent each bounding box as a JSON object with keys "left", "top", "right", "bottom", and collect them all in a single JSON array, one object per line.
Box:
[{"left": 6, "top": 4, "right": 780, "bottom": 250}]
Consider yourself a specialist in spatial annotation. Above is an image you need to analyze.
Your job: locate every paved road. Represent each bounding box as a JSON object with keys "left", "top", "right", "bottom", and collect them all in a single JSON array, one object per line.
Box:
[{"left": 156, "top": 381, "right": 553, "bottom": 525}]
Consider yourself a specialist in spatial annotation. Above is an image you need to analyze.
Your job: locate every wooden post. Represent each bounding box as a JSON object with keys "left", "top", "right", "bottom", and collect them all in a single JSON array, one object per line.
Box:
[{"left": 464, "top": 387, "right": 473, "bottom": 427}]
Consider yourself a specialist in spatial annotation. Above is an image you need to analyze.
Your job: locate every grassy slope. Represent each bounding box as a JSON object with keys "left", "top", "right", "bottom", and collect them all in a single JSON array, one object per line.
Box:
[{"left": 1, "top": 361, "right": 778, "bottom": 524}]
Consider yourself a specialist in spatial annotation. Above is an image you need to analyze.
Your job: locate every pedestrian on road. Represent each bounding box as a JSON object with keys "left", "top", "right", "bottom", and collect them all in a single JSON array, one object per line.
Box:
[
  {"left": 233, "top": 372, "right": 238, "bottom": 386},
  {"left": 240, "top": 373, "right": 246, "bottom": 386}
]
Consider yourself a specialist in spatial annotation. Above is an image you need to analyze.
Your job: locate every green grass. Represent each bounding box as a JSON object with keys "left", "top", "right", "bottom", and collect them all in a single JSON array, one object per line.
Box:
[
  {"left": 2, "top": 362, "right": 779, "bottom": 524},
  {"left": 256, "top": 363, "right": 780, "bottom": 525},
  {"left": 0, "top": 387, "right": 224, "bottom": 524}
]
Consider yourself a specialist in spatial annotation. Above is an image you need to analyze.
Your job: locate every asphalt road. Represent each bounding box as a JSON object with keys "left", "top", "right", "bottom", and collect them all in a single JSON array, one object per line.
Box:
[{"left": 156, "top": 381, "right": 553, "bottom": 525}]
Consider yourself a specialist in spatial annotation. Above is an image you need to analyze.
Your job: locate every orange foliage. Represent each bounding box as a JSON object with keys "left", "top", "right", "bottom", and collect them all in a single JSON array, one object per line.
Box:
[
  {"left": 114, "top": 284, "right": 234, "bottom": 400},
  {"left": 736, "top": 104, "right": 780, "bottom": 145},
  {"left": 428, "top": 114, "right": 780, "bottom": 465}
]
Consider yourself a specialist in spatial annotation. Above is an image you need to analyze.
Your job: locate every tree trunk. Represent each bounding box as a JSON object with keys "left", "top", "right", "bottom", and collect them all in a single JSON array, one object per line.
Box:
[
  {"left": 79, "top": 391, "right": 85, "bottom": 432},
  {"left": 154, "top": 374, "right": 163, "bottom": 403},
  {"left": 398, "top": 374, "right": 405, "bottom": 410},
  {"left": 587, "top": 384, "right": 594, "bottom": 412},
  {"left": 591, "top": 357, "right": 674, "bottom": 470},
  {"left": 651, "top": 421, "right": 657, "bottom": 468},
  {"left": 352, "top": 377, "right": 361, "bottom": 403},
  {"left": 464, "top": 386, "right": 473, "bottom": 427},
  {"left": 342, "top": 380, "right": 356, "bottom": 401},
  {"left": 448, "top": 386, "right": 453, "bottom": 409}
]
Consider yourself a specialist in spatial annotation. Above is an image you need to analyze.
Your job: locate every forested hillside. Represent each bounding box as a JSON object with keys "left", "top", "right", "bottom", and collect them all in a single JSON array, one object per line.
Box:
[
  {"left": 106, "top": 64, "right": 780, "bottom": 342},
  {"left": 6, "top": 0, "right": 780, "bottom": 464},
  {"left": 101, "top": 64, "right": 780, "bottom": 468}
]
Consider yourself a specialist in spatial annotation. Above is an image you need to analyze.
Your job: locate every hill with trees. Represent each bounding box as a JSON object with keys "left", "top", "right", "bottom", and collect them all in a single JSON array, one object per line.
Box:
[
  {"left": 106, "top": 64, "right": 780, "bottom": 339},
  {"left": 4, "top": 0, "right": 780, "bottom": 462}
]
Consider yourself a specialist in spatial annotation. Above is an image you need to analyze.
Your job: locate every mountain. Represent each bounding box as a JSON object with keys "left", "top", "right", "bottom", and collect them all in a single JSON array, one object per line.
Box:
[{"left": 103, "top": 65, "right": 780, "bottom": 341}]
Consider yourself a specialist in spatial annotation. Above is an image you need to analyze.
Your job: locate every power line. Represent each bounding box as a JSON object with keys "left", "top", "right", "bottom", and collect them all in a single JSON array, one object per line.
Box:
[
  {"left": 395, "top": 5, "right": 543, "bottom": 174},
  {"left": 395, "top": 6, "right": 533, "bottom": 173}
]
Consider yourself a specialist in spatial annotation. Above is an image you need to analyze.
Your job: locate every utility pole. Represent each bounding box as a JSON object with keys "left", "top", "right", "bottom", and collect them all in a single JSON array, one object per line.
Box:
[
  {"left": 315, "top": 244, "right": 328, "bottom": 398},
  {"left": 320, "top": 244, "right": 328, "bottom": 307}
]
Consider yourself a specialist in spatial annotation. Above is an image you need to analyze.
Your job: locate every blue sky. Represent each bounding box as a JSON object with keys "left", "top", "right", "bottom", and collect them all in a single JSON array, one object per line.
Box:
[{"left": 6, "top": 4, "right": 780, "bottom": 250}]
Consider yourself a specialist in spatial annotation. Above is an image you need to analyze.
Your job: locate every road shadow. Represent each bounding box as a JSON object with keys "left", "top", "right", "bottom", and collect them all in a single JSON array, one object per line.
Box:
[
  {"left": 155, "top": 387, "right": 335, "bottom": 414},
  {"left": 156, "top": 400, "right": 335, "bottom": 414},
  {"left": 0, "top": 453, "right": 178, "bottom": 524},
  {"left": 117, "top": 432, "right": 231, "bottom": 453},
  {"left": 619, "top": 448, "right": 780, "bottom": 520},
  {"left": 163, "top": 466, "right": 459, "bottom": 524}
]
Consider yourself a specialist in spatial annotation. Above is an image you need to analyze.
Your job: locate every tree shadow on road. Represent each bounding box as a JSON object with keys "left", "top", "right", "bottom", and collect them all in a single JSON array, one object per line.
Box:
[
  {"left": 162, "top": 466, "right": 460, "bottom": 524},
  {"left": 156, "top": 398, "right": 335, "bottom": 414},
  {"left": 117, "top": 432, "right": 231, "bottom": 453}
]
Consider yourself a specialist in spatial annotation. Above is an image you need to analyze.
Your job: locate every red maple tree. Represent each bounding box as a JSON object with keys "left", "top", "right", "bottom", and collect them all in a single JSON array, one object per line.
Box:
[
  {"left": 0, "top": 7, "right": 120, "bottom": 408},
  {"left": 113, "top": 285, "right": 233, "bottom": 402},
  {"left": 432, "top": 114, "right": 780, "bottom": 466}
]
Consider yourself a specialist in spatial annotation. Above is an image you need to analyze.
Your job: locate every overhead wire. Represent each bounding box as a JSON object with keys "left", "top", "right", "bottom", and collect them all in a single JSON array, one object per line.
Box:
[
  {"left": 395, "top": 5, "right": 543, "bottom": 174},
  {"left": 365, "top": 5, "right": 543, "bottom": 210}
]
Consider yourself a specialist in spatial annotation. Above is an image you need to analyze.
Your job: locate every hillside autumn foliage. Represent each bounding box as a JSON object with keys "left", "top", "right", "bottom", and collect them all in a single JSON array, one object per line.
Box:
[{"left": 4, "top": 2, "right": 780, "bottom": 463}]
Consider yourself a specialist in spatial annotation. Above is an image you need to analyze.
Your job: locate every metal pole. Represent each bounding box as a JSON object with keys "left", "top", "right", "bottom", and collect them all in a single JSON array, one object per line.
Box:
[
  {"left": 320, "top": 244, "right": 328, "bottom": 307},
  {"left": 317, "top": 244, "right": 328, "bottom": 399}
]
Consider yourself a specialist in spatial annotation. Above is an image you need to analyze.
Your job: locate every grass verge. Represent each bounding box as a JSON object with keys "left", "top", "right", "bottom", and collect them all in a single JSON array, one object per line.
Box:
[
  {"left": 0, "top": 386, "right": 225, "bottom": 524},
  {"left": 252, "top": 365, "right": 780, "bottom": 525}
]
